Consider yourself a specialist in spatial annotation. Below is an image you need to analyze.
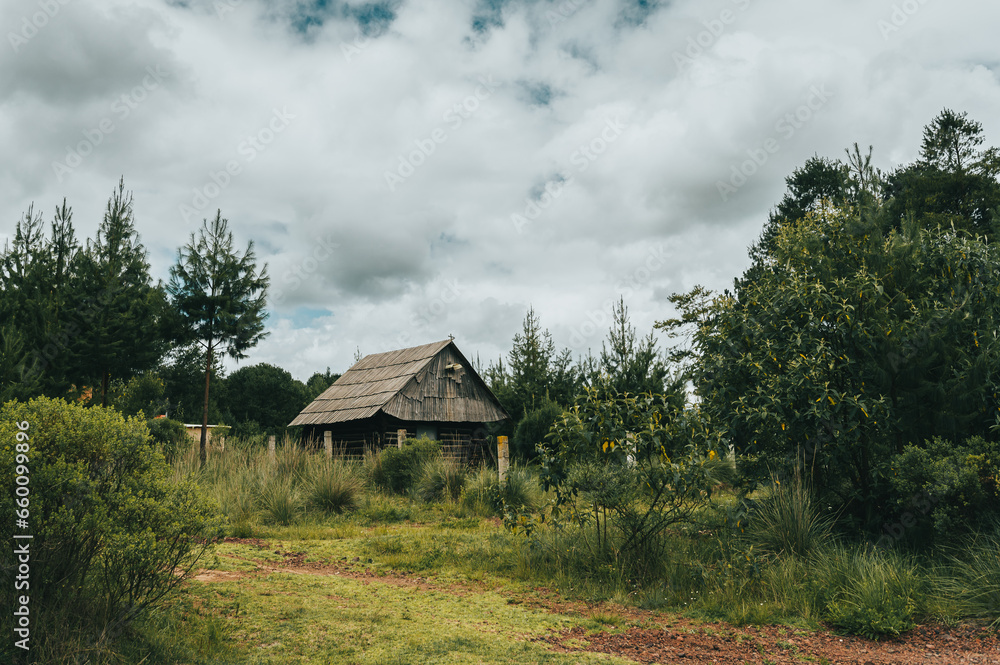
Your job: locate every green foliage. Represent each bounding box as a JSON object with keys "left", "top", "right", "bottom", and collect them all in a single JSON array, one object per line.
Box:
[
  {"left": 305, "top": 367, "right": 341, "bottom": 400},
  {"left": 168, "top": 211, "right": 269, "bottom": 464},
  {"left": 0, "top": 397, "right": 221, "bottom": 661},
  {"left": 542, "top": 381, "right": 721, "bottom": 579},
  {"left": 512, "top": 398, "right": 564, "bottom": 461},
  {"left": 221, "top": 362, "right": 309, "bottom": 435},
  {"left": 366, "top": 436, "right": 442, "bottom": 494},
  {"left": 0, "top": 200, "right": 85, "bottom": 397},
  {"left": 821, "top": 547, "right": 922, "bottom": 639},
  {"left": 259, "top": 474, "right": 301, "bottom": 526},
  {"left": 747, "top": 476, "right": 834, "bottom": 558},
  {"left": 415, "top": 456, "right": 467, "bottom": 502},
  {"left": 887, "top": 436, "right": 1000, "bottom": 544},
  {"left": 306, "top": 459, "right": 364, "bottom": 514},
  {"left": 485, "top": 307, "right": 581, "bottom": 428},
  {"left": 460, "top": 463, "right": 543, "bottom": 516},
  {"left": 947, "top": 530, "right": 1000, "bottom": 625},
  {"left": 590, "top": 297, "right": 674, "bottom": 396},
  {"left": 146, "top": 416, "right": 189, "bottom": 464},
  {"left": 666, "top": 200, "right": 1000, "bottom": 529},
  {"left": 75, "top": 179, "right": 170, "bottom": 406},
  {"left": 110, "top": 371, "right": 168, "bottom": 417}
]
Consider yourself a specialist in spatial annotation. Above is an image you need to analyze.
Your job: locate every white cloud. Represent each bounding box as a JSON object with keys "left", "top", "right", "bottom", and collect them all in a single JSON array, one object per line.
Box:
[{"left": 3, "top": 0, "right": 999, "bottom": 380}]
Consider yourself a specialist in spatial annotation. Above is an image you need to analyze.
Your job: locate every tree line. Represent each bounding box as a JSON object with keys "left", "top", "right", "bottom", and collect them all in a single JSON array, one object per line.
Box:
[{"left": 0, "top": 179, "right": 276, "bottom": 463}]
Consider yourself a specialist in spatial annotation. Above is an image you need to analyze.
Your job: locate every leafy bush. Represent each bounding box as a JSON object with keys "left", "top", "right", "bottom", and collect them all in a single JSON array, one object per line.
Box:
[
  {"left": 512, "top": 399, "right": 564, "bottom": 461},
  {"left": 0, "top": 397, "right": 221, "bottom": 661},
  {"left": 888, "top": 436, "right": 1000, "bottom": 545},
  {"left": 415, "top": 456, "right": 467, "bottom": 502},
  {"left": 146, "top": 416, "right": 188, "bottom": 463},
  {"left": 542, "top": 383, "right": 721, "bottom": 579},
  {"left": 306, "top": 459, "right": 363, "bottom": 513},
  {"left": 109, "top": 371, "right": 167, "bottom": 417},
  {"left": 367, "top": 436, "right": 441, "bottom": 494}
]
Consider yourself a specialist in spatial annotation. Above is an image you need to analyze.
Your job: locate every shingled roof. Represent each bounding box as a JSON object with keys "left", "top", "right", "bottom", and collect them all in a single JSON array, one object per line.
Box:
[{"left": 288, "top": 339, "right": 509, "bottom": 427}]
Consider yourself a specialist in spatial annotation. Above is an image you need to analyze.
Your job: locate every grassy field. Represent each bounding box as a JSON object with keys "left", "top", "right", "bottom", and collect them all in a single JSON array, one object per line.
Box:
[
  {"left": 115, "top": 443, "right": 1000, "bottom": 664},
  {"left": 125, "top": 498, "right": 646, "bottom": 665}
]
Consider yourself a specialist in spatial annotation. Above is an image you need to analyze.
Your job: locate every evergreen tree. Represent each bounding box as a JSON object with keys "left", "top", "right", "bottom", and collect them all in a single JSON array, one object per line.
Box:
[
  {"left": 75, "top": 179, "right": 169, "bottom": 405},
  {"left": 0, "top": 201, "right": 83, "bottom": 396},
  {"left": 594, "top": 298, "right": 673, "bottom": 397},
  {"left": 886, "top": 109, "right": 1000, "bottom": 233},
  {"left": 168, "top": 211, "right": 269, "bottom": 465},
  {"left": 305, "top": 367, "right": 340, "bottom": 400}
]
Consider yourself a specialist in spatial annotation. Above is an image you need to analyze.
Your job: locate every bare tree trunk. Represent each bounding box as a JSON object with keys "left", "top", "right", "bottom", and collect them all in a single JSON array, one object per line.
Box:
[
  {"left": 101, "top": 370, "right": 110, "bottom": 407},
  {"left": 200, "top": 346, "right": 212, "bottom": 467}
]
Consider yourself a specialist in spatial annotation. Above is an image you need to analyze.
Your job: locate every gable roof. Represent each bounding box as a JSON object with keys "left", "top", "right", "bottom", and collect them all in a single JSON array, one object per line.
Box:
[{"left": 288, "top": 339, "right": 509, "bottom": 427}]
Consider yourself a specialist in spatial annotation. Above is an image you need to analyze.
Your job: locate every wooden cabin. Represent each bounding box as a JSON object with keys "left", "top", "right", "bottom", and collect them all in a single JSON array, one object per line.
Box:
[{"left": 289, "top": 339, "right": 509, "bottom": 462}]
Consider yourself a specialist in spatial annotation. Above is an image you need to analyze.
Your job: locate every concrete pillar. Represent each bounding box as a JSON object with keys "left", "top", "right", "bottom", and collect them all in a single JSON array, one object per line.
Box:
[
  {"left": 324, "top": 430, "right": 333, "bottom": 460},
  {"left": 268, "top": 435, "right": 276, "bottom": 461},
  {"left": 397, "top": 428, "right": 407, "bottom": 449},
  {"left": 497, "top": 435, "right": 509, "bottom": 482}
]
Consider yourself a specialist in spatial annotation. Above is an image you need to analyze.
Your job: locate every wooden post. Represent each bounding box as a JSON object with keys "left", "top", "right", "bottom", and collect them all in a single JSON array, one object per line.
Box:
[
  {"left": 324, "top": 430, "right": 333, "bottom": 460},
  {"left": 268, "top": 435, "right": 276, "bottom": 461},
  {"left": 397, "top": 429, "right": 407, "bottom": 449},
  {"left": 497, "top": 435, "right": 509, "bottom": 482}
]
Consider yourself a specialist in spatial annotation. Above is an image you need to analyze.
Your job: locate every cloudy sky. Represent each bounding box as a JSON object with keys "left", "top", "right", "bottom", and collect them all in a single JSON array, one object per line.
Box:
[{"left": 3, "top": 0, "right": 999, "bottom": 381}]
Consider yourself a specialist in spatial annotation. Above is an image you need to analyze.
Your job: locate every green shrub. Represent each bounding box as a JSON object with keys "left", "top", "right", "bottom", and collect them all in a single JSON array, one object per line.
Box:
[
  {"left": 306, "top": 459, "right": 363, "bottom": 514},
  {"left": 0, "top": 397, "right": 221, "bottom": 661},
  {"left": 367, "top": 436, "right": 441, "bottom": 494},
  {"left": 748, "top": 475, "right": 833, "bottom": 558},
  {"left": 109, "top": 371, "right": 167, "bottom": 417},
  {"left": 146, "top": 416, "right": 188, "bottom": 463},
  {"left": 513, "top": 399, "right": 564, "bottom": 461},
  {"left": 888, "top": 436, "right": 1000, "bottom": 545},
  {"left": 416, "top": 456, "right": 467, "bottom": 502}
]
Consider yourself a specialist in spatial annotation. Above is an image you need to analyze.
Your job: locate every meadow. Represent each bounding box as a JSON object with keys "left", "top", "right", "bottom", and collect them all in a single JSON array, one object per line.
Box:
[{"left": 124, "top": 438, "right": 1000, "bottom": 664}]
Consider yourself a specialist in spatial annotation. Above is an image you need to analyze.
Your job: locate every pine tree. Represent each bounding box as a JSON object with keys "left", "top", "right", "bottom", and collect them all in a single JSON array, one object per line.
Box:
[
  {"left": 75, "top": 179, "right": 168, "bottom": 405},
  {"left": 168, "top": 211, "right": 269, "bottom": 465}
]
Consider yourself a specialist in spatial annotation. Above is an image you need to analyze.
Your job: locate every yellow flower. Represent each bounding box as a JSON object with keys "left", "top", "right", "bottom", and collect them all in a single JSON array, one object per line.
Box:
[{"left": 708, "top": 450, "right": 717, "bottom": 460}]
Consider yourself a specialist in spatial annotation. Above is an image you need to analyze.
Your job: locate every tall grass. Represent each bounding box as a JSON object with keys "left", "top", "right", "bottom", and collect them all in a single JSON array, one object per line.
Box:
[
  {"left": 174, "top": 440, "right": 363, "bottom": 529},
  {"left": 305, "top": 459, "right": 364, "bottom": 514},
  {"left": 747, "top": 474, "right": 834, "bottom": 558},
  {"left": 415, "top": 457, "right": 467, "bottom": 502},
  {"left": 460, "top": 463, "right": 544, "bottom": 517}
]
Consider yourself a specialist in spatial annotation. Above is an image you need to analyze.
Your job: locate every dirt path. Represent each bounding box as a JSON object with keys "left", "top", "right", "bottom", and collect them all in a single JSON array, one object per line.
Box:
[{"left": 195, "top": 537, "right": 1000, "bottom": 665}]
